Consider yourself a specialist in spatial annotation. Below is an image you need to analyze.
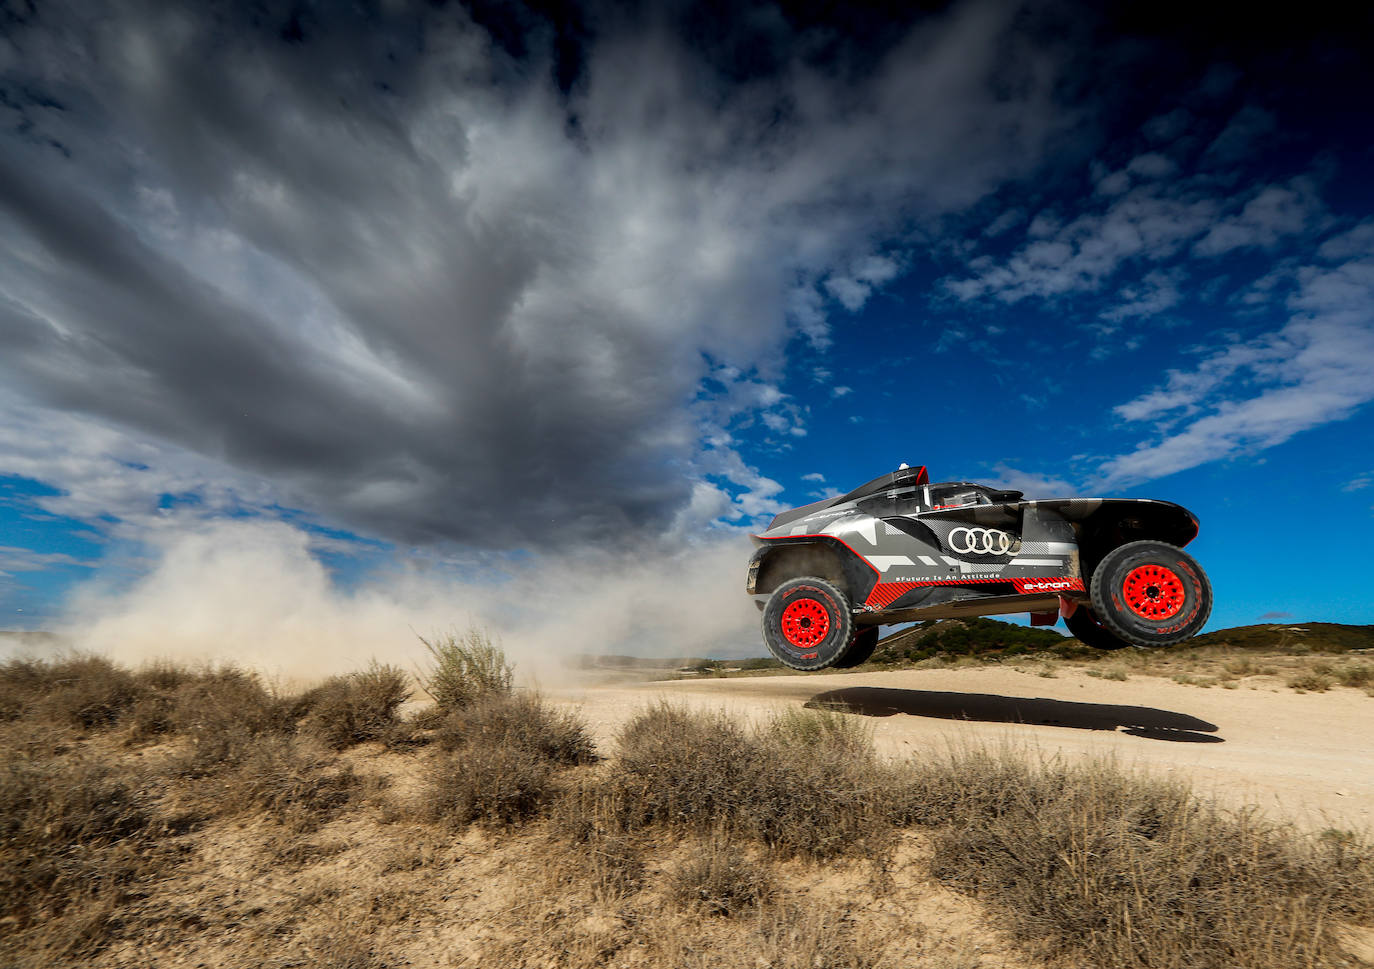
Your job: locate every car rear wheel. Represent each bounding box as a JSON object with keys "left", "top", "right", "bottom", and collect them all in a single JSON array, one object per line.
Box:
[
  {"left": 1089, "top": 541, "right": 1212, "bottom": 648},
  {"left": 1063, "top": 606, "right": 1132, "bottom": 650},
  {"left": 832, "top": 626, "right": 880, "bottom": 669},
  {"left": 762, "top": 576, "right": 855, "bottom": 671}
]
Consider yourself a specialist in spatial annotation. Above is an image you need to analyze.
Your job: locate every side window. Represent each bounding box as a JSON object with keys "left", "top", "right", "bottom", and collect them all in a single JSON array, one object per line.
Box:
[
  {"left": 857, "top": 486, "right": 925, "bottom": 517},
  {"left": 929, "top": 486, "right": 990, "bottom": 510}
]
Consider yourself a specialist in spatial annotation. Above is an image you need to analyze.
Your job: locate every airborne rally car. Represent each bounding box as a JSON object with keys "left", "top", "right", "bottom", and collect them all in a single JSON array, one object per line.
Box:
[{"left": 747, "top": 465, "right": 1211, "bottom": 670}]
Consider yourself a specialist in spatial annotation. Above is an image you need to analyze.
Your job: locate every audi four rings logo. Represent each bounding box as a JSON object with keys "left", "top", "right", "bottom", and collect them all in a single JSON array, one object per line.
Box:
[{"left": 949, "top": 527, "right": 1016, "bottom": 555}]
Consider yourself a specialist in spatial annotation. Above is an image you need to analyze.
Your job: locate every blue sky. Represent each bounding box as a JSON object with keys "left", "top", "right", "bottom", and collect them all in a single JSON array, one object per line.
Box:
[{"left": 1, "top": 1, "right": 1372, "bottom": 645}]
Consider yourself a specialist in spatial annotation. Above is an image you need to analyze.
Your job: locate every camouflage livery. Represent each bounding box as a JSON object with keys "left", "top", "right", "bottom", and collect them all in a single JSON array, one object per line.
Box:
[{"left": 747, "top": 465, "right": 1211, "bottom": 670}]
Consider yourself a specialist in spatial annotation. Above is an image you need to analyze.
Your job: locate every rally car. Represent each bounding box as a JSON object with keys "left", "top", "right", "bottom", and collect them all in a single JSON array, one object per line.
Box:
[{"left": 747, "top": 465, "right": 1211, "bottom": 670}]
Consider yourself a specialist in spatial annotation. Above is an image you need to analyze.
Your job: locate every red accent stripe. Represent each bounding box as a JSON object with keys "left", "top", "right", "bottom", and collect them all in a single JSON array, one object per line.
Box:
[{"left": 865, "top": 576, "right": 1084, "bottom": 609}]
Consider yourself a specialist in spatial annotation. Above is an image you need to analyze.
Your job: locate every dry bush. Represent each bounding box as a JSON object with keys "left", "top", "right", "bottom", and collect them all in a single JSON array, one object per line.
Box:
[
  {"left": 0, "top": 755, "right": 174, "bottom": 961},
  {"left": 299, "top": 662, "right": 412, "bottom": 750},
  {"left": 206, "top": 735, "right": 360, "bottom": 832},
  {"left": 544, "top": 786, "right": 647, "bottom": 905},
  {"left": 666, "top": 902, "right": 886, "bottom": 969},
  {"left": 752, "top": 904, "right": 887, "bottom": 969},
  {"left": 1334, "top": 664, "right": 1374, "bottom": 688},
  {"left": 589, "top": 704, "right": 892, "bottom": 860},
  {"left": 427, "top": 741, "right": 554, "bottom": 829},
  {"left": 134, "top": 658, "right": 200, "bottom": 691},
  {"left": 418, "top": 625, "right": 513, "bottom": 709},
  {"left": 669, "top": 834, "right": 775, "bottom": 916},
  {"left": 2, "top": 655, "right": 146, "bottom": 729},
  {"left": 767, "top": 703, "right": 872, "bottom": 752},
  {"left": 425, "top": 691, "right": 596, "bottom": 830},
  {"left": 170, "top": 667, "right": 303, "bottom": 775},
  {"left": 434, "top": 691, "right": 597, "bottom": 765},
  {"left": 1288, "top": 671, "right": 1333, "bottom": 692},
  {"left": 901, "top": 748, "right": 1374, "bottom": 969}
]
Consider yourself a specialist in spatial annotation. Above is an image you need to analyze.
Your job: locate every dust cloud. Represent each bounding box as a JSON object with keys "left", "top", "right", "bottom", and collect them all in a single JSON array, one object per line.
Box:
[{"left": 49, "top": 520, "right": 759, "bottom": 686}]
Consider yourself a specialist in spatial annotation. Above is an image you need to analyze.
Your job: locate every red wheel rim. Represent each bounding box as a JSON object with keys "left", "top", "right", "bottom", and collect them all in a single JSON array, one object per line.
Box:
[
  {"left": 1122, "top": 564, "right": 1186, "bottom": 620},
  {"left": 780, "top": 598, "right": 830, "bottom": 649}
]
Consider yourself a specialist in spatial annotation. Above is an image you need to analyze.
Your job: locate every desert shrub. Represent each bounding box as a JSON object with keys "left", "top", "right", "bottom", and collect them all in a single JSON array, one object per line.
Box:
[
  {"left": 418, "top": 626, "right": 512, "bottom": 709},
  {"left": 1287, "top": 671, "right": 1332, "bottom": 692},
  {"left": 0, "top": 755, "right": 172, "bottom": 959},
  {"left": 597, "top": 704, "right": 891, "bottom": 859},
  {"left": 748, "top": 903, "right": 886, "bottom": 969},
  {"left": 1334, "top": 664, "right": 1374, "bottom": 688},
  {"left": 212, "top": 736, "right": 360, "bottom": 831},
  {"left": 425, "top": 693, "right": 595, "bottom": 829},
  {"left": 300, "top": 663, "right": 412, "bottom": 750},
  {"left": 427, "top": 742, "right": 554, "bottom": 829},
  {"left": 766, "top": 703, "right": 871, "bottom": 752},
  {"left": 126, "top": 690, "right": 179, "bottom": 742},
  {"left": 670, "top": 834, "right": 775, "bottom": 916},
  {"left": 900, "top": 748, "right": 1374, "bottom": 969},
  {"left": 434, "top": 691, "right": 596, "bottom": 765},
  {"left": 16, "top": 655, "right": 146, "bottom": 729},
  {"left": 134, "top": 658, "right": 199, "bottom": 691},
  {"left": 169, "top": 666, "right": 303, "bottom": 775}
]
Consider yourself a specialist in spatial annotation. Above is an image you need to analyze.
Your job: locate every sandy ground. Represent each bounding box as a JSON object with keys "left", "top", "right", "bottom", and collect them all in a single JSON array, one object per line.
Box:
[{"left": 547, "top": 665, "right": 1374, "bottom": 831}]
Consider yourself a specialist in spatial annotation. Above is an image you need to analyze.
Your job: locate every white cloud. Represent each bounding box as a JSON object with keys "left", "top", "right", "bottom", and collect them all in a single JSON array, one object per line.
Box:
[
  {"left": 945, "top": 168, "right": 1331, "bottom": 325},
  {"left": 801, "top": 472, "right": 826, "bottom": 483},
  {"left": 1193, "top": 179, "right": 1327, "bottom": 256},
  {"left": 832, "top": 386, "right": 853, "bottom": 397},
  {"left": 980, "top": 464, "right": 1075, "bottom": 498},
  {"left": 1097, "top": 252, "right": 1374, "bottom": 489},
  {"left": 983, "top": 207, "right": 1026, "bottom": 237},
  {"left": 1318, "top": 221, "right": 1374, "bottom": 262},
  {"left": 824, "top": 254, "right": 902, "bottom": 312},
  {"left": 0, "top": 546, "right": 94, "bottom": 572},
  {"left": 1126, "top": 152, "right": 1177, "bottom": 179},
  {"left": 945, "top": 183, "right": 1219, "bottom": 304},
  {"left": 1099, "top": 268, "right": 1182, "bottom": 322}
]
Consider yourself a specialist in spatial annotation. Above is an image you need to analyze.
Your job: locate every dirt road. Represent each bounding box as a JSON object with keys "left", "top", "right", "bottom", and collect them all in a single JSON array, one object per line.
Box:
[{"left": 549, "top": 665, "right": 1374, "bottom": 831}]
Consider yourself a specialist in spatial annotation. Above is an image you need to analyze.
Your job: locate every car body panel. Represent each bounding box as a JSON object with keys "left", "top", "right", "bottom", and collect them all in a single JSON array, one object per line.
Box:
[{"left": 748, "top": 466, "right": 1199, "bottom": 629}]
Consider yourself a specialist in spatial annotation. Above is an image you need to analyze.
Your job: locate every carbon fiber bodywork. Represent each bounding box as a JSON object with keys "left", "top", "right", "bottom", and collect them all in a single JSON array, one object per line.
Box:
[{"left": 748, "top": 466, "right": 1200, "bottom": 632}]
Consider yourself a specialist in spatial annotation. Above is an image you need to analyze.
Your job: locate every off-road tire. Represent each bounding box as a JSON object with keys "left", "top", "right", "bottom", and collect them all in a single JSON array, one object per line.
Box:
[
  {"left": 1063, "top": 606, "right": 1132, "bottom": 650},
  {"left": 762, "top": 576, "right": 855, "bottom": 671},
  {"left": 832, "top": 626, "right": 880, "bottom": 669},
  {"left": 1089, "top": 541, "right": 1212, "bottom": 648}
]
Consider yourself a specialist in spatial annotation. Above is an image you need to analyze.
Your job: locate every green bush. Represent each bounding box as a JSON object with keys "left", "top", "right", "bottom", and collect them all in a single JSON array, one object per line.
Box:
[{"left": 418, "top": 626, "right": 513, "bottom": 709}]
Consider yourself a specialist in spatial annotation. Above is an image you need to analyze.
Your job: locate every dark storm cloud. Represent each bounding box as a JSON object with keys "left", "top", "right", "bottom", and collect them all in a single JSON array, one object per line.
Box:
[{"left": 0, "top": 0, "right": 1073, "bottom": 547}]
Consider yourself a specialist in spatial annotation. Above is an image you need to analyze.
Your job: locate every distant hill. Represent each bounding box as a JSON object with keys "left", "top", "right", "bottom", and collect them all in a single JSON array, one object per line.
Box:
[
  {"left": 1187, "top": 622, "right": 1374, "bottom": 653},
  {"left": 870, "top": 619, "right": 1374, "bottom": 663},
  {"left": 868, "top": 617, "right": 1066, "bottom": 665},
  {"left": 579, "top": 620, "right": 1374, "bottom": 673},
  {"left": 0, "top": 630, "right": 66, "bottom": 653}
]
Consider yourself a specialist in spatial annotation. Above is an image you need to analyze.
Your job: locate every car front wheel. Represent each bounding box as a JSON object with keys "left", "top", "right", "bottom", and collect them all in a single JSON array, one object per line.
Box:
[
  {"left": 1088, "top": 541, "right": 1212, "bottom": 648},
  {"left": 761, "top": 576, "right": 855, "bottom": 671}
]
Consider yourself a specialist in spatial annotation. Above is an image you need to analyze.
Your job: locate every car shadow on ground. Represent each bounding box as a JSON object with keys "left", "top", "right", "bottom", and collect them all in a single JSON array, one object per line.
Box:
[{"left": 805, "top": 687, "right": 1223, "bottom": 743}]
